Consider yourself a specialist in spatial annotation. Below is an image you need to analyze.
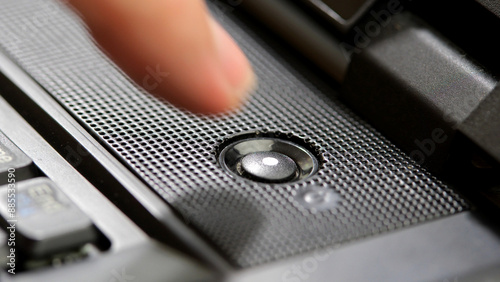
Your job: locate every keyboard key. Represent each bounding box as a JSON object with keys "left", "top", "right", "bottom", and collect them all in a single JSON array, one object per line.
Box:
[
  {"left": 0, "top": 178, "right": 97, "bottom": 257},
  {"left": 0, "top": 130, "right": 37, "bottom": 185}
]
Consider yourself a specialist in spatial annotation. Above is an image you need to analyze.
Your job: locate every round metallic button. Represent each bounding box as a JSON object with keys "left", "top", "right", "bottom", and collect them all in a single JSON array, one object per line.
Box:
[
  {"left": 218, "top": 134, "right": 319, "bottom": 183},
  {"left": 240, "top": 151, "right": 298, "bottom": 182}
]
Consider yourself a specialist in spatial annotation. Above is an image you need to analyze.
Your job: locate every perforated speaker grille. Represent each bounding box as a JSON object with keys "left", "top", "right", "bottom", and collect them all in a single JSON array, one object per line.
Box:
[{"left": 0, "top": 0, "right": 468, "bottom": 267}]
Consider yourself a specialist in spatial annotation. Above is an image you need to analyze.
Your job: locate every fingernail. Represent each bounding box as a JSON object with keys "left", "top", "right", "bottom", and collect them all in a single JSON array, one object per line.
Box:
[{"left": 210, "top": 19, "right": 257, "bottom": 110}]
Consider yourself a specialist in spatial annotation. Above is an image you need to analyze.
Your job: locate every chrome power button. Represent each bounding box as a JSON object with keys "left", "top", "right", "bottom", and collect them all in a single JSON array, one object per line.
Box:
[
  {"left": 240, "top": 151, "right": 298, "bottom": 182},
  {"left": 218, "top": 134, "right": 319, "bottom": 183}
]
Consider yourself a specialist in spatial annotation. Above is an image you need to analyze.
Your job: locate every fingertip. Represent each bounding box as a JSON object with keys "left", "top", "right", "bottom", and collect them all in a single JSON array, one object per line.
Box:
[
  {"left": 65, "top": 0, "right": 256, "bottom": 115},
  {"left": 195, "top": 19, "right": 256, "bottom": 114}
]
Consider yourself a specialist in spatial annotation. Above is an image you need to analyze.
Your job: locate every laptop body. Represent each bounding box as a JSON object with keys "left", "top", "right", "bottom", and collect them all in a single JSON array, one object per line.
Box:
[{"left": 0, "top": 0, "right": 499, "bottom": 281}]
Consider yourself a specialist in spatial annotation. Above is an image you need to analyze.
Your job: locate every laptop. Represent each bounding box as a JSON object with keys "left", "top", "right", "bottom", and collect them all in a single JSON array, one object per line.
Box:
[{"left": 0, "top": 0, "right": 499, "bottom": 281}]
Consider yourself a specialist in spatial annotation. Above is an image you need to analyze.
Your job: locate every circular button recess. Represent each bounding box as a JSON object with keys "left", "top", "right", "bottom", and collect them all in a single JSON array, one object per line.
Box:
[{"left": 218, "top": 136, "right": 318, "bottom": 183}]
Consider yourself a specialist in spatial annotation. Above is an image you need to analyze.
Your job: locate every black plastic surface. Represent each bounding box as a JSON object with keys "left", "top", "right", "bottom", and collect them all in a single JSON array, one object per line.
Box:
[
  {"left": 475, "top": 0, "right": 500, "bottom": 19},
  {"left": 297, "top": 0, "right": 376, "bottom": 31},
  {"left": 343, "top": 13, "right": 497, "bottom": 172},
  {"left": 459, "top": 85, "right": 500, "bottom": 164}
]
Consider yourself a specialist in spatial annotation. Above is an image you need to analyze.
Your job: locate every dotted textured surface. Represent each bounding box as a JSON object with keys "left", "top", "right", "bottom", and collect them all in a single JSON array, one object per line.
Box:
[{"left": 0, "top": 0, "right": 468, "bottom": 267}]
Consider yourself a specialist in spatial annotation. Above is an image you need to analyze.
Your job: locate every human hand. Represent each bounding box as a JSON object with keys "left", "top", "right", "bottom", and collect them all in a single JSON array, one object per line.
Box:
[{"left": 65, "top": 0, "right": 256, "bottom": 114}]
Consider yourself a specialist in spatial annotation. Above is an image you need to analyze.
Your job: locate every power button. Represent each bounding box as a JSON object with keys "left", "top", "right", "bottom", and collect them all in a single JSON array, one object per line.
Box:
[
  {"left": 240, "top": 151, "right": 298, "bottom": 183},
  {"left": 218, "top": 134, "right": 319, "bottom": 183}
]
